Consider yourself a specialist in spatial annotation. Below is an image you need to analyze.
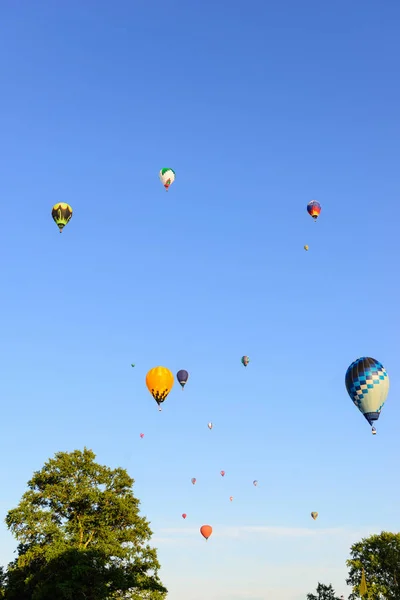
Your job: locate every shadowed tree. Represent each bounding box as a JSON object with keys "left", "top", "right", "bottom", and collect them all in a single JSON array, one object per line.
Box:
[
  {"left": 4, "top": 448, "right": 167, "bottom": 600},
  {"left": 307, "top": 583, "right": 342, "bottom": 600},
  {"left": 346, "top": 531, "right": 400, "bottom": 600}
]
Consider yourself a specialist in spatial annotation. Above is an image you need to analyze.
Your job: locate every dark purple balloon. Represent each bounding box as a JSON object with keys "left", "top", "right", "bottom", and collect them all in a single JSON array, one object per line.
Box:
[{"left": 177, "top": 369, "right": 189, "bottom": 389}]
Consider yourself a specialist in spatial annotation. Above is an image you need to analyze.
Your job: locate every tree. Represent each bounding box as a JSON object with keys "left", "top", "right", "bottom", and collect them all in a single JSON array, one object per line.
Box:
[
  {"left": 346, "top": 531, "right": 400, "bottom": 600},
  {"left": 307, "top": 583, "right": 342, "bottom": 600},
  {"left": 4, "top": 448, "right": 167, "bottom": 600}
]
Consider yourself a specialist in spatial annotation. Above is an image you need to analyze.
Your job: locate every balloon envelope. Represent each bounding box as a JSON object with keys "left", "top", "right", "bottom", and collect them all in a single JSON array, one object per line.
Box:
[
  {"left": 307, "top": 200, "right": 321, "bottom": 220},
  {"left": 220, "top": 470, "right": 225, "bottom": 476},
  {"left": 52, "top": 202, "right": 73, "bottom": 232},
  {"left": 191, "top": 478, "right": 196, "bottom": 484},
  {"left": 253, "top": 480, "right": 258, "bottom": 486},
  {"left": 345, "top": 357, "right": 389, "bottom": 426},
  {"left": 182, "top": 513, "right": 187, "bottom": 519},
  {"left": 159, "top": 168, "right": 175, "bottom": 190},
  {"left": 311, "top": 512, "right": 318, "bottom": 520},
  {"left": 200, "top": 525, "right": 212, "bottom": 540},
  {"left": 241, "top": 355, "right": 249, "bottom": 367},
  {"left": 146, "top": 367, "right": 174, "bottom": 407},
  {"left": 176, "top": 369, "right": 189, "bottom": 389},
  {"left": 140, "top": 433, "right": 144, "bottom": 438}
]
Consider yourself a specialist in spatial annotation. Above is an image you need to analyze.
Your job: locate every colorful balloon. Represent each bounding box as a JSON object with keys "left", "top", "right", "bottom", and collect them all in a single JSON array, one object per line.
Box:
[
  {"left": 51, "top": 203, "right": 73, "bottom": 233},
  {"left": 146, "top": 366, "right": 174, "bottom": 410},
  {"left": 304, "top": 245, "right": 309, "bottom": 251},
  {"left": 131, "top": 364, "right": 135, "bottom": 367},
  {"left": 345, "top": 357, "right": 389, "bottom": 433},
  {"left": 253, "top": 480, "right": 258, "bottom": 486},
  {"left": 229, "top": 496, "right": 233, "bottom": 502},
  {"left": 311, "top": 512, "right": 318, "bottom": 520},
  {"left": 220, "top": 470, "right": 225, "bottom": 477},
  {"left": 241, "top": 356, "right": 249, "bottom": 367},
  {"left": 307, "top": 200, "right": 321, "bottom": 221},
  {"left": 140, "top": 433, "right": 144, "bottom": 439},
  {"left": 207, "top": 422, "right": 213, "bottom": 430},
  {"left": 191, "top": 478, "right": 196, "bottom": 485},
  {"left": 182, "top": 513, "right": 187, "bottom": 519},
  {"left": 176, "top": 369, "right": 189, "bottom": 390},
  {"left": 159, "top": 168, "right": 175, "bottom": 191},
  {"left": 200, "top": 525, "right": 212, "bottom": 540}
]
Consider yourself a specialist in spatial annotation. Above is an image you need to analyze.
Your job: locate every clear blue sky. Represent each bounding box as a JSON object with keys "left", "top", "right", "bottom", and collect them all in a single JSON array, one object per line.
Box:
[{"left": 0, "top": 1, "right": 399, "bottom": 598}]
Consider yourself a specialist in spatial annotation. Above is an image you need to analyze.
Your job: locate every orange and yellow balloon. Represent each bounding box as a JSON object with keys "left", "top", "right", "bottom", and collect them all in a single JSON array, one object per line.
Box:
[{"left": 146, "top": 366, "right": 174, "bottom": 410}]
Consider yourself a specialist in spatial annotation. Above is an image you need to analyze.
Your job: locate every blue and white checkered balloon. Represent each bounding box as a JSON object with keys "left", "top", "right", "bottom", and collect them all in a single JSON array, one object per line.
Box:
[{"left": 345, "top": 357, "right": 389, "bottom": 427}]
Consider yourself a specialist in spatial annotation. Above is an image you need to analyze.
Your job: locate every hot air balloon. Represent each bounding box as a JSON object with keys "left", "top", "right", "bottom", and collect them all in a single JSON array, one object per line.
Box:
[
  {"left": 159, "top": 168, "right": 175, "bottom": 191},
  {"left": 182, "top": 513, "right": 187, "bottom": 519},
  {"left": 304, "top": 245, "right": 309, "bottom": 251},
  {"left": 253, "top": 480, "right": 258, "bottom": 486},
  {"left": 207, "top": 422, "right": 213, "bottom": 430},
  {"left": 176, "top": 369, "right": 189, "bottom": 390},
  {"left": 131, "top": 364, "right": 135, "bottom": 367},
  {"left": 220, "top": 470, "right": 225, "bottom": 477},
  {"left": 307, "top": 200, "right": 321, "bottom": 221},
  {"left": 200, "top": 525, "right": 212, "bottom": 541},
  {"left": 311, "top": 512, "right": 318, "bottom": 520},
  {"left": 241, "top": 356, "right": 249, "bottom": 367},
  {"left": 345, "top": 357, "right": 389, "bottom": 434},
  {"left": 229, "top": 496, "right": 233, "bottom": 501},
  {"left": 191, "top": 478, "right": 196, "bottom": 485},
  {"left": 146, "top": 366, "right": 174, "bottom": 411},
  {"left": 52, "top": 203, "right": 73, "bottom": 233},
  {"left": 140, "top": 433, "right": 144, "bottom": 439}
]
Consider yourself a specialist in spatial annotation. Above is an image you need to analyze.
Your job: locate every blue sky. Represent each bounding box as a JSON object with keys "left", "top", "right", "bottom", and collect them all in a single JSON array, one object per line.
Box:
[{"left": 0, "top": 1, "right": 399, "bottom": 598}]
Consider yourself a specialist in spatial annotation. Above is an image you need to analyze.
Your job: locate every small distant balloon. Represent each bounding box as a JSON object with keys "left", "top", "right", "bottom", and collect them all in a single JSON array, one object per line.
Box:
[
  {"left": 191, "top": 478, "right": 196, "bottom": 485},
  {"left": 241, "top": 356, "right": 249, "bottom": 367},
  {"left": 176, "top": 369, "right": 189, "bottom": 390},
  {"left": 182, "top": 513, "right": 187, "bottom": 519},
  {"left": 52, "top": 203, "right": 73, "bottom": 233},
  {"left": 229, "top": 496, "right": 233, "bottom": 502},
  {"left": 307, "top": 200, "right": 321, "bottom": 221},
  {"left": 208, "top": 422, "right": 213, "bottom": 430},
  {"left": 220, "top": 470, "right": 225, "bottom": 477},
  {"left": 253, "top": 480, "right": 258, "bottom": 486},
  {"left": 140, "top": 433, "right": 144, "bottom": 439},
  {"left": 131, "top": 364, "right": 135, "bottom": 367},
  {"left": 159, "top": 168, "right": 175, "bottom": 191},
  {"left": 311, "top": 512, "right": 318, "bottom": 520},
  {"left": 200, "top": 525, "right": 212, "bottom": 540},
  {"left": 304, "top": 245, "right": 309, "bottom": 251}
]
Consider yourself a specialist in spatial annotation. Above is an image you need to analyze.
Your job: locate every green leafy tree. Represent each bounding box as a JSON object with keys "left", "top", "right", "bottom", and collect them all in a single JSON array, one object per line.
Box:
[
  {"left": 346, "top": 531, "right": 400, "bottom": 600},
  {"left": 4, "top": 448, "right": 167, "bottom": 600},
  {"left": 0, "top": 567, "right": 6, "bottom": 598},
  {"left": 307, "top": 583, "right": 342, "bottom": 600}
]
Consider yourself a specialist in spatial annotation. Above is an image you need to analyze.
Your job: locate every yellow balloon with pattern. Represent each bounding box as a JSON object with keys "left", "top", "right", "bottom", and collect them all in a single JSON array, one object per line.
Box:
[
  {"left": 304, "top": 245, "right": 309, "bottom": 251},
  {"left": 52, "top": 203, "right": 73, "bottom": 233},
  {"left": 311, "top": 512, "right": 318, "bottom": 520},
  {"left": 146, "top": 366, "right": 174, "bottom": 410}
]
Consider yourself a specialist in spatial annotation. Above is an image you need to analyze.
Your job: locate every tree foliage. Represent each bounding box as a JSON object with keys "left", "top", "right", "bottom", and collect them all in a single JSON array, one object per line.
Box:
[
  {"left": 346, "top": 531, "right": 400, "bottom": 600},
  {"left": 4, "top": 448, "right": 167, "bottom": 600},
  {"left": 307, "top": 582, "right": 342, "bottom": 600}
]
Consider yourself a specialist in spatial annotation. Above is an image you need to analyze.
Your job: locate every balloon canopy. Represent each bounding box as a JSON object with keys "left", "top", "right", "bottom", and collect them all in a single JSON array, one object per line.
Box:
[
  {"left": 345, "top": 357, "right": 389, "bottom": 427},
  {"left": 200, "top": 525, "right": 212, "bottom": 540},
  {"left": 52, "top": 203, "right": 73, "bottom": 233},
  {"left": 146, "top": 366, "right": 174, "bottom": 409}
]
